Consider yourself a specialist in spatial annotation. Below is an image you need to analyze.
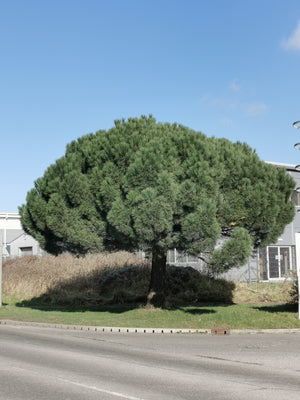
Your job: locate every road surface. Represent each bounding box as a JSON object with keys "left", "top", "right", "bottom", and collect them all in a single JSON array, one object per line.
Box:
[{"left": 0, "top": 324, "right": 300, "bottom": 399}]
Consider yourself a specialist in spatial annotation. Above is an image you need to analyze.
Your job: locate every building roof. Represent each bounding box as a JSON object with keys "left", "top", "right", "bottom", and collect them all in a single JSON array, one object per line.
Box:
[
  {"left": 265, "top": 161, "right": 300, "bottom": 171},
  {"left": 0, "top": 212, "right": 20, "bottom": 219}
]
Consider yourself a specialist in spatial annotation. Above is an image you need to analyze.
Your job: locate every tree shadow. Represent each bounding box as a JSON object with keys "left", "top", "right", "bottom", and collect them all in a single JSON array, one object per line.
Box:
[
  {"left": 16, "top": 264, "right": 150, "bottom": 312},
  {"left": 179, "top": 307, "right": 216, "bottom": 315},
  {"left": 252, "top": 304, "right": 298, "bottom": 313},
  {"left": 15, "top": 265, "right": 235, "bottom": 313},
  {"left": 15, "top": 303, "right": 218, "bottom": 316},
  {"left": 16, "top": 303, "right": 138, "bottom": 314}
]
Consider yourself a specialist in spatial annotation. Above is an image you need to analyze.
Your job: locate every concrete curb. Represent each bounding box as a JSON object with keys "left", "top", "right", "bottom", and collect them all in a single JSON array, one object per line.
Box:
[
  {"left": 1, "top": 319, "right": 300, "bottom": 335},
  {"left": 0, "top": 319, "right": 208, "bottom": 334}
]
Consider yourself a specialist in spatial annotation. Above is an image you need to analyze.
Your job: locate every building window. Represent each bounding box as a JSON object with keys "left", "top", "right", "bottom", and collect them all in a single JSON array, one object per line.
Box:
[
  {"left": 167, "top": 249, "right": 203, "bottom": 265},
  {"left": 19, "top": 246, "right": 33, "bottom": 257},
  {"left": 259, "top": 246, "right": 295, "bottom": 280}
]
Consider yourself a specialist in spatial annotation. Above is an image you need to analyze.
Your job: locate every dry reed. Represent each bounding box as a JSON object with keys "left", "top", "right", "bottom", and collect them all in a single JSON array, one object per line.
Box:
[
  {"left": 3, "top": 252, "right": 146, "bottom": 301},
  {"left": 3, "top": 253, "right": 294, "bottom": 306}
]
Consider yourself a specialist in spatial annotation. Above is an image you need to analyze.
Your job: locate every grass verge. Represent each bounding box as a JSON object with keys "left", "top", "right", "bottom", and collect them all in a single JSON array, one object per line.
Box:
[
  {"left": 1, "top": 253, "right": 299, "bottom": 330},
  {"left": 1, "top": 302, "right": 299, "bottom": 330}
]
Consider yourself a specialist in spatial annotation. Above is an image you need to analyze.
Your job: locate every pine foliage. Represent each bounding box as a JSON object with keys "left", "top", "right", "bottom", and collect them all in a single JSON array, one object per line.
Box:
[{"left": 20, "top": 116, "right": 295, "bottom": 278}]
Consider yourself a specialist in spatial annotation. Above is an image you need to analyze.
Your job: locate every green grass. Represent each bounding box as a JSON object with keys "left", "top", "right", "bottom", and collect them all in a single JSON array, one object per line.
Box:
[
  {"left": 1, "top": 301, "right": 300, "bottom": 330},
  {"left": 2, "top": 254, "right": 299, "bottom": 330}
]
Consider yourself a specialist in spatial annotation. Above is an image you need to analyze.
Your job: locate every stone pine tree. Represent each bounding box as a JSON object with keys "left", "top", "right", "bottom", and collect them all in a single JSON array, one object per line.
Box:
[{"left": 20, "top": 116, "right": 295, "bottom": 306}]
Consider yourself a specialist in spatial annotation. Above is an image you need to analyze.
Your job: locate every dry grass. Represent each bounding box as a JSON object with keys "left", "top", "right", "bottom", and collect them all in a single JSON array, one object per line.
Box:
[
  {"left": 233, "top": 280, "right": 294, "bottom": 304},
  {"left": 3, "top": 252, "right": 146, "bottom": 302},
  {"left": 2, "top": 253, "right": 295, "bottom": 307},
  {"left": 3, "top": 253, "right": 235, "bottom": 306}
]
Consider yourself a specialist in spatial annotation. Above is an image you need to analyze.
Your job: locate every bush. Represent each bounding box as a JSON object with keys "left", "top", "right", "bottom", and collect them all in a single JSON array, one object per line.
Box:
[
  {"left": 289, "top": 273, "right": 299, "bottom": 306},
  {"left": 164, "top": 266, "right": 235, "bottom": 306}
]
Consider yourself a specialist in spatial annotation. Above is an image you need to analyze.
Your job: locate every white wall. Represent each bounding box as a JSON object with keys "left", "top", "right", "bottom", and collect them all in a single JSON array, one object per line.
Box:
[{"left": 0, "top": 212, "right": 44, "bottom": 258}]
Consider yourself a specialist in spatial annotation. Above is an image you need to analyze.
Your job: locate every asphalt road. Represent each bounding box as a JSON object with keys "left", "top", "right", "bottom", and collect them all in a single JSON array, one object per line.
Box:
[{"left": 0, "top": 324, "right": 300, "bottom": 400}]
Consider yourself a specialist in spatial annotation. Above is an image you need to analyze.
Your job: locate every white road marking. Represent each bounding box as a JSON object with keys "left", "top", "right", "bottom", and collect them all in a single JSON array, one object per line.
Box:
[{"left": 58, "top": 377, "right": 146, "bottom": 400}]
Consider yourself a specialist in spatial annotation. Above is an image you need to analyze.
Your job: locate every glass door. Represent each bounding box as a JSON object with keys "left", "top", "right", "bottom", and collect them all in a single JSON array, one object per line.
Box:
[
  {"left": 267, "top": 246, "right": 291, "bottom": 279},
  {"left": 268, "top": 247, "right": 280, "bottom": 278},
  {"left": 279, "top": 247, "right": 290, "bottom": 276}
]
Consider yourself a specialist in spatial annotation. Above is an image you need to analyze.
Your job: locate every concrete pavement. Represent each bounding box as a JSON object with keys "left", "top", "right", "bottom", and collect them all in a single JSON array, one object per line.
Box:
[{"left": 1, "top": 323, "right": 300, "bottom": 399}]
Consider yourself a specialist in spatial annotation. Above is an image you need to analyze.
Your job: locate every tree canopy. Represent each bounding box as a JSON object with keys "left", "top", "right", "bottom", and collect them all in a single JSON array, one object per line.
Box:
[{"left": 20, "top": 116, "right": 295, "bottom": 306}]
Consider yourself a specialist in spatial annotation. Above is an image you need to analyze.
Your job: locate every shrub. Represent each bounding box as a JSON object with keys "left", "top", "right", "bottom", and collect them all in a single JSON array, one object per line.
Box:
[
  {"left": 289, "top": 273, "right": 299, "bottom": 306},
  {"left": 164, "top": 266, "right": 235, "bottom": 306}
]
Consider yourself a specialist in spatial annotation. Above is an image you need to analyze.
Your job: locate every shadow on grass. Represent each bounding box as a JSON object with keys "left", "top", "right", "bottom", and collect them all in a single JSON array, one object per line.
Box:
[
  {"left": 15, "top": 303, "right": 218, "bottom": 317},
  {"left": 252, "top": 303, "right": 298, "bottom": 313},
  {"left": 179, "top": 307, "right": 216, "bottom": 315},
  {"left": 15, "top": 303, "right": 138, "bottom": 314},
  {"left": 15, "top": 265, "right": 234, "bottom": 314}
]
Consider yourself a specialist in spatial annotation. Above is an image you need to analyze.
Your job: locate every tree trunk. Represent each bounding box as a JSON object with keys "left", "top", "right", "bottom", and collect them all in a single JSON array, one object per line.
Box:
[{"left": 147, "top": 246, "right": 167, "bottom": 308}]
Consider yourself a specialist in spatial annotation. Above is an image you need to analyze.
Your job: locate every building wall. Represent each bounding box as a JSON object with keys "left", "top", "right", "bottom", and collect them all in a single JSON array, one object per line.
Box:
[
  {"left": 272, "top": 166, "right": 300, "bottom": 246},
  {"left": 8, "top": 233, "right": 44, "bottom": 258},
  {"left": 256, "top": 163, "right": 300, "bottom": 281},
  {"left": 0, "top": 212, "right": 44, "bottom": 258}
]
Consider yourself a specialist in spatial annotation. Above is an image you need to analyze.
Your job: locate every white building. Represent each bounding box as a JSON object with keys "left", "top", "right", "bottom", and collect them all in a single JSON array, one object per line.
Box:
[{"left": 0, "top": 212, "right": 44, "bottom": 258}]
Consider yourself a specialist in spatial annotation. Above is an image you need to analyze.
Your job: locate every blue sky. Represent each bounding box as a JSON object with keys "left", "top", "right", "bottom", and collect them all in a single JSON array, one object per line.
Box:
[{"left": 1, "top": 0, "right": 300, "bottom": 211}]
